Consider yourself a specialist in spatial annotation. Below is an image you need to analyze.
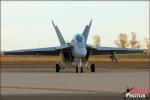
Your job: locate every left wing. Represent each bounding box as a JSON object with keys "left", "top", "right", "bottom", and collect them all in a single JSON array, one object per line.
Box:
[
  {"left": 4, "top": 45, "right": 71, "bottom": 55},
  {"left": 86, "top": 45, "right": 144, "bottom": 55}
]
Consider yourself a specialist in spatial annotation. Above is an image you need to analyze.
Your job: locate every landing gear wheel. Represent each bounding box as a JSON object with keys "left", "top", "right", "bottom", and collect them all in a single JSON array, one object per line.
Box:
[
  {"left": 56, "top": 64, "right": 60, "bottom": 72},
  {"left": 90, "top": 64, "right": 95, "bottom": 72},
  {"left": 80, "top": 67, "right": 83, "bottom": 73},
  {"left": 76, "top": 67, "right": 78, "bottom": 73}
]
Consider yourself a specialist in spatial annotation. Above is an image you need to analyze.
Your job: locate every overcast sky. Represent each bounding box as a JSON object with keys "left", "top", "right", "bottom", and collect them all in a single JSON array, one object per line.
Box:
[{"left": 1, "top": 1, "right": 149, "bottom": 51}]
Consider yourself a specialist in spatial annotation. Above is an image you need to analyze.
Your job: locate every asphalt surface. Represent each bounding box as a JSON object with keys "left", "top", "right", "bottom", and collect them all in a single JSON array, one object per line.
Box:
[{"left": 1, "top": 68, "right": 149, "bottom": 100}]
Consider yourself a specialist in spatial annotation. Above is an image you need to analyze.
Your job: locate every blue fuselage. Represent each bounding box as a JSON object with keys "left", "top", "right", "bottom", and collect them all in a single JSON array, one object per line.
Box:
[{"left": 71, "top": 34, "right": 87, "bottom": 58}]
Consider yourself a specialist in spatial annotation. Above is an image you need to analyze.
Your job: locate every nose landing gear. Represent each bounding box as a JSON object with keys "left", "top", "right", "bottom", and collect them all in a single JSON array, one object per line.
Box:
[
  {"left": 80, "top": 67, "right": 83, "bottom": 73},
  {"left": 76, "top": 67, "right": 83, "bottom": 73},
  {"left": 76, "top": 67, "right": 78, "bottom": 73},
  {"left": 76, "top": 59, "right": 83, "bottom": 73}
]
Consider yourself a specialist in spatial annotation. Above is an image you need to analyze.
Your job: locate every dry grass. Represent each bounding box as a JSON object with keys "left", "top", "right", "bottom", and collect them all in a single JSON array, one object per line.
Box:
[
  {"left": 1, "top": 55, "right": 149, "bottom": 64},
  {"left": 1, "top": 55, "right": 149, "bottom": 69},
  {"left": 1, "top": 55, "right": 60, "bottom": 62},
  {"left": 1, "top": 55, "right": 149, "bottom": 63}
]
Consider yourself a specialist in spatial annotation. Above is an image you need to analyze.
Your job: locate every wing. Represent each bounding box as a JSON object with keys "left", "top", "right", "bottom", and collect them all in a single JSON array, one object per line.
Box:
[
  {"left": 4, "top": 45, "right": 71, "bottom": 55},
  {"left": 86, "top": 45, "right": 144, "bottom": 55}
]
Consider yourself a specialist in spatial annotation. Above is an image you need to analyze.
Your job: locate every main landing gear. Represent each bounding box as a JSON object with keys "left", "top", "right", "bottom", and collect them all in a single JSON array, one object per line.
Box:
[
  {"left": 110, "top": 51, "right": 119, "bottom": 62},
  {"left": 56, "top": 64, "right": 60, "bottom": 72},
  {"left": 90, "top": 64, "right": 95, "bottom": 72}
]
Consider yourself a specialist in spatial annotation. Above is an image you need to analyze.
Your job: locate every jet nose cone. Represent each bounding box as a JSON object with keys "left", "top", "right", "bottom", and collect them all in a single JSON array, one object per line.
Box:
[
  {"left": 76, "top": 48, "right": 87, "bottom": 58},
  {"left": 82, "top": 50, "right": 87, "bottom": 56}
]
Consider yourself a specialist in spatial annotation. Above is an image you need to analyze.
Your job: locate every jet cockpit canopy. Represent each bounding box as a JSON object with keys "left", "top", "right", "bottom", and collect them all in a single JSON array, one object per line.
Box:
[{"left": 74, "top": 33, "right": 84, "bottom": 43}]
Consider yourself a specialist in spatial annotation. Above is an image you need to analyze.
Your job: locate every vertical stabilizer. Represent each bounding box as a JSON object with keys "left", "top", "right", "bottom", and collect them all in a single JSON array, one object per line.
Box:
[
  {"left": 52, "top": 20, "right": 66, "bottom": 45},
  {"left": 82, "top": 20, "right": 92, "bottom": 43}
]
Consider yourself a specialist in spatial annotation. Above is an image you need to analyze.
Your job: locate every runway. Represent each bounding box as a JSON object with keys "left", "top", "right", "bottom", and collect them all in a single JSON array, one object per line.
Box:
[{"left": 1, "top": 68, "right": 149, "bottom": 100}]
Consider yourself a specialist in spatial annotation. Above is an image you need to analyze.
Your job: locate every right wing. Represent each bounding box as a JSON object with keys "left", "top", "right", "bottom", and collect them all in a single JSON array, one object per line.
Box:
[{"left": 4, "top": 45, "right": 72, "bottom": 55}]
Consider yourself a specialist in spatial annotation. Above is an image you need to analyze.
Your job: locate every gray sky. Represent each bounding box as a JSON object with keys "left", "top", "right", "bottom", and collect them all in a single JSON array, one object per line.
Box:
[{"left": 1, "top": 1, "right": 149, "bottom": 50}]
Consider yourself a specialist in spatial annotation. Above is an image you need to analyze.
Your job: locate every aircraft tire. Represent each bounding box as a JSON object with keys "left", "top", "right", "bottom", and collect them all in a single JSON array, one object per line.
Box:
[
  {"left": 76, "top": 67, "right": 78, "bottom": 73},
  {"left": 56, "top": 64, "right": 60, "bottom": 72},
  {"left": 80, "top": 67, "right": 83, "bottom": 73},
  {"left": 90, "top": 64, "right": 95, "bottom": 72}
]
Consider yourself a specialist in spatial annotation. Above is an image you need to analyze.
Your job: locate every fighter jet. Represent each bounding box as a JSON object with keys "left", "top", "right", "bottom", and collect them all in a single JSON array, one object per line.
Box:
[{"left": 4, "top": 20, "right": 144, "bottom": 73}]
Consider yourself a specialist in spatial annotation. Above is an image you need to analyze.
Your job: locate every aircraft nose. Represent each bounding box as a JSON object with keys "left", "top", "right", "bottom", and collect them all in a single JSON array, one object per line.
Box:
[{"left": 76, "top": 48, "right": 87, "bottom": 58}]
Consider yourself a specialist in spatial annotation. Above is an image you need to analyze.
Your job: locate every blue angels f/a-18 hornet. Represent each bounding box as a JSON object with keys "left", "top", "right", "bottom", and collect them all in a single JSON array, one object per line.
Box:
[{"left": 4, "top": 20, "right": 144, "bottom": 73}]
